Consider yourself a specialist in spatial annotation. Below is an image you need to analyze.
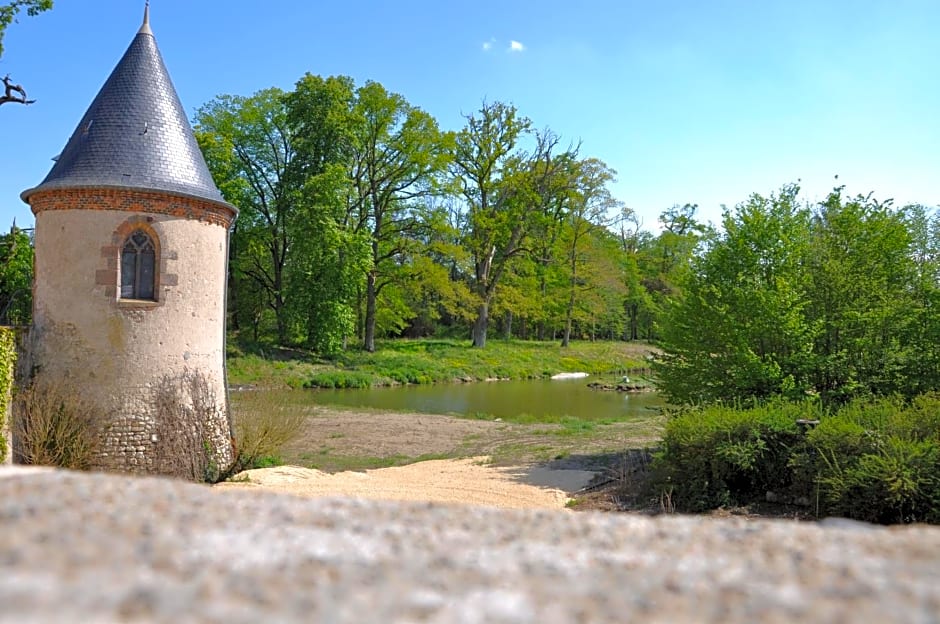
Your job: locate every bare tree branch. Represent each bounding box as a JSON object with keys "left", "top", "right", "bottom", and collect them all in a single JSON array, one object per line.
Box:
[{"left": 0, "top": 74, "right": 35, "bottom": 106}]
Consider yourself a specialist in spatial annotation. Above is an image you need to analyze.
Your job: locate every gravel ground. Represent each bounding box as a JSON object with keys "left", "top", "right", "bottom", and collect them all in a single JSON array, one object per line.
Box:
[
  {"left": 214, "top": 458, "right": 596, "bottom": 509},
  {"left": 1, "top": 467, "right": 939, "bottom": 623}
]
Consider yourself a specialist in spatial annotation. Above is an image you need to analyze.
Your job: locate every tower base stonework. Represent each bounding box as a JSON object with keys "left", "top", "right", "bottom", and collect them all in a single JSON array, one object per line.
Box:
[{"left": 27, "top": 190, "right": 234, "bottom": 476}]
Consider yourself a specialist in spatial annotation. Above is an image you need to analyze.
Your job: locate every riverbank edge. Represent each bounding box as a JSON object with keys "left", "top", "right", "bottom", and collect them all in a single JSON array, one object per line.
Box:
[{"left": 226, "top": 338, "right": 661, "bottom": 390}]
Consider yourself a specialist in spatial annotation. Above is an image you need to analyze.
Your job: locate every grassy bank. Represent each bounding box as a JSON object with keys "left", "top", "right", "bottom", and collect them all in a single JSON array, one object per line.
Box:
[{"left": 227, "top": 339, "right": 658, "bottom": 389}]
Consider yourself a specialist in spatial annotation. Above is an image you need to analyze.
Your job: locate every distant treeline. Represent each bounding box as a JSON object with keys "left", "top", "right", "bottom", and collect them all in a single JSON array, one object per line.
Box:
[{"left": 193, "top": 75, "right": 704, "bottom": 354}]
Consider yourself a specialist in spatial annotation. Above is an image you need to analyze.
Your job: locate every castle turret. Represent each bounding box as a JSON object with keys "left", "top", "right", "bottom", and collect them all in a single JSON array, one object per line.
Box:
[{"left": 20, "top": 5, "right": 236, "bottom": 476}]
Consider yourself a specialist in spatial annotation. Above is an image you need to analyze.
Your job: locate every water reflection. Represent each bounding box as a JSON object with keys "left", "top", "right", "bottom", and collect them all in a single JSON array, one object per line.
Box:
[{"left": 312, "top": 376, "right": 662, "bottom": 422}]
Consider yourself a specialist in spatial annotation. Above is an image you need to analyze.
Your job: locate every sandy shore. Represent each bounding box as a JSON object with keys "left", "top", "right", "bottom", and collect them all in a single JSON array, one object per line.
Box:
[{"left": 214, "top": 457, "right": 597, "bottom": 510}]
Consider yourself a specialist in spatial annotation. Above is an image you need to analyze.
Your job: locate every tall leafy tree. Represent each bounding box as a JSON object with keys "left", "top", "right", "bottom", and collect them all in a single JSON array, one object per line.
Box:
[
  {"left": 627, "top": 203, "right": 706, "bottom": 343},
  {"left": 450, "top": 101, "right": 575, "bottom": 347},
  {"left": 284, "top": 74, "right": 369, "bottom": 353},
  {"left": 900, "top": 205, "right": 940, "bottom": 395},
  {"left": 344, "top": 81, "right": 453, "bottom": 351},
  {"left": 559, "top": 158, "right": 619, "bottom": 347},
  {"left": 804, "top": 188, "right": 914, "bottom": 403},
  {"left": 657, "top": 184, "right": 932, "bottom": 406},
  {"left": 450, "top": 101, "right": 530, "bottom": 347},
  {"left": 615, "top": 208, "right": 656, "bottom": 341},
  {"left": 195, "top": 89, "right": 297, "bottom": 344},
  {"left": 525, "top": 156, "right": 572, "bottom": 340},
  {"left": 656, "top": 185, "right": 814, "bottom": 404}
]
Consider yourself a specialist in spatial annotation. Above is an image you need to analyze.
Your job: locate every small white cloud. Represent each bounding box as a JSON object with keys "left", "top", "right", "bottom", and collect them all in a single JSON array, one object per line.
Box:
[
  {"left": 508, "top": 40, "right": 525, "bottom": 52},
  {"left": 482, "top": 37, "right": 496, "bottom": 52}
]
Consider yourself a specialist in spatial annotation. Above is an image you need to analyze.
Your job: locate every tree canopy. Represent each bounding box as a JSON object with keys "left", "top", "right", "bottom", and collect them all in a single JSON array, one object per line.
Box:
[
  {"left": 655, "top": 184, "right": 940, "bottom": 406},
  {"left": 196, "top": 80, "right": 638, "bottom": 352}
]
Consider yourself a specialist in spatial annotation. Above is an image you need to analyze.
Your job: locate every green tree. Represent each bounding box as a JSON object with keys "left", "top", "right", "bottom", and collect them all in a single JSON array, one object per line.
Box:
[
  {"left": 394, "top": 199, "right": 476, "bottom": 337},
  {"left": 195, "top": 89, "right": 298, "bottom": 344},
  {"left": 285, "top": 74, "right": 371, "bottom": 353},
  {"left": 0, "top": 222, "right": 32, "bottom": 325},
  {"left": 559, "top": 158, "right": 619, "bottom": 347},
  {"left": 656, "top": 185, "right": 814, "bottom": 404},
  {"left": 344, "top": 81, "right": 453, "bottom": 351},
  {"left": 615, "top": 209, "right": 656, "bottom": 341},
  {"left": 524, "top": 155, "right": 572, "bottom": 340},
  {"left": 804, "top": 188, "right": 914, "bottom": 403},
  {"left": 450, "top": 101, "right": 530, "bottom": 347},
  {"left": 0, "top": 0, "right": 52, "bottom": 106},
  {"left": 900, "top": 205, "right": 940, "bottom": 395},
  {"left": 450, "top": 101, "right": 576, "bottom": 347},
  {"left": 656, "top": 184, "right": 930, "bottom": 407},
  {"left": 630, "top": 204, "right": 706, "bottom": 343}
]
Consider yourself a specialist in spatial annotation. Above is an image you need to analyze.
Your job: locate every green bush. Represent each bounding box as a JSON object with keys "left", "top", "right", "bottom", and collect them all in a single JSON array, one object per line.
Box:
[
  {"left": 653, "top": 394, "right": 940, "bottom": 524},
  {"left": 652, "top": 401, "right": 807, "bottom": 511},
  {"left": 0, "top": 327, "right": 14, "bottom": 463},
  {"left": 805, "top": 395, "right": 940, "bottom": 524}
]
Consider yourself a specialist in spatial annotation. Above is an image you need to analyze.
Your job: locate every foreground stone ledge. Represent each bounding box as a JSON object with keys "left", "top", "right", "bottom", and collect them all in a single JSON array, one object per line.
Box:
[{"left": 0, "top": 469, "right": 938, "bottom": 623}]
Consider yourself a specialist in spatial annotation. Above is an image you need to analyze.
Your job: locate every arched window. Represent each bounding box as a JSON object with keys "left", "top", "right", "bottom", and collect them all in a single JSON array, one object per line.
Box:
[{"left": 121, "top": 230, "right": 156, "bottom": 300}]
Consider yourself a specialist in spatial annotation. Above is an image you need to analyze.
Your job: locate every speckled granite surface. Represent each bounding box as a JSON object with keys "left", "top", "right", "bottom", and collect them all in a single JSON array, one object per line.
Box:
[{"left": 1, "top": 468, "right": 938, "bottom": 623}]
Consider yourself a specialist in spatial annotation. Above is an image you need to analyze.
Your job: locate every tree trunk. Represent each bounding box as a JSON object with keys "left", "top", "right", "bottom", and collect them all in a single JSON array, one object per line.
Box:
[
  {"left": 562, "top": 290, "right": 573, "bottom": 348},
  {"left": 504, "top": 311, "right": 513, "bottom": 341},
  {"left": 274, "top": 294, "right": 287, "bottom": 345},
  {"left": 364, "top": 271, "right": 377, "bottom": 352},
  {"left": 356, "top": 284, "right": 364, "bottom": 343},
  {"left": 562, "top": 265, "right": 576, "bottom": 347},
  {"left": 471, "top": 301, "right": 489, "bottom": 348}
]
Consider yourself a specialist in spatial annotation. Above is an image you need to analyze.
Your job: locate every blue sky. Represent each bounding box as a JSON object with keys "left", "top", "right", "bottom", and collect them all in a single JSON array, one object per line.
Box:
[{"left": 1, "top": 0, "right": 937, "bottom": 231}]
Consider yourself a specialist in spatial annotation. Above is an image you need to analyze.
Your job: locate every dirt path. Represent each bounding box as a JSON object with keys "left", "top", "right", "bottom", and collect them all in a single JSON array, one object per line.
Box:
[
  {"left": 215, "top": 458, "right": 597, "bottom": 510},
  {"left": 222, "top": 404, "right": 662, "bottom": 510}
]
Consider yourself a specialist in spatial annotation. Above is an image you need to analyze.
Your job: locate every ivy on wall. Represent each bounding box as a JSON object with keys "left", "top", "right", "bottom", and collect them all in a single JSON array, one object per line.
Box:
[{"left": 0, "top": 327, "right": 16, "bottom": 462}]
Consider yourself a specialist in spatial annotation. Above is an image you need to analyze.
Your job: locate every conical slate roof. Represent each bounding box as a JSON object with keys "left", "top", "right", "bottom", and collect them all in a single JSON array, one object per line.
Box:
[{"left": 21, "top": 8, "right": 229, "bottom": 208}]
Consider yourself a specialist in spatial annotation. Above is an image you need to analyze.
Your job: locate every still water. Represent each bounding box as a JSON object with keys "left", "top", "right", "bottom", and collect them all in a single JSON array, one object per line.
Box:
[{"left": 312, "top": 376, "right": 663, "bottom": 421}]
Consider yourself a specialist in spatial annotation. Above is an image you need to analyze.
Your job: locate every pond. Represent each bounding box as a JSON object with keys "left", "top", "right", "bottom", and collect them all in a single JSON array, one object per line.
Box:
[{"left": 311, "top": 376, "right": 664, "bottom": 422}]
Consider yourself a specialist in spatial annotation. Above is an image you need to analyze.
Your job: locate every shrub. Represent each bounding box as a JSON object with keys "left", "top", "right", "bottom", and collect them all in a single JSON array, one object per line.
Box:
[
  {"left": 152, "top": 370, "right": 230, "bottom": 483},
  {"left": 806, "top": 395, "right": 940, "bottom": 524},
  {"left": 814, "top": 437, "right": 939, "bottom": 524},
  {"left": 653, "top": 394, "right": 940, "bottom": 524},
  {"left": 14, "top": 381, "right": 106, "bottom": 470},
  {"left": 0, "top": 327, "right": 14, "bottom": 463},
  {"left": 227, "top": 391, "right": 306, "bottom": 474},
  {"left": 651, "top": 401, "right": 808, "bottom": 512}
]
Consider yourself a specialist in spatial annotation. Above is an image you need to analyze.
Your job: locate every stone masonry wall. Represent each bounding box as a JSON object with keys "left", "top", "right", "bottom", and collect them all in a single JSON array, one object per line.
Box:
[{"left": 1, "top": 470, "right": 938, "bottom": 622}]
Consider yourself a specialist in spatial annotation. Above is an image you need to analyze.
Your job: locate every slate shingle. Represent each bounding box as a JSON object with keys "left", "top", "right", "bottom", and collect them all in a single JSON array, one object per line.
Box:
[{"left": 22, "top": 20, "right": 227, "bottom": 207}]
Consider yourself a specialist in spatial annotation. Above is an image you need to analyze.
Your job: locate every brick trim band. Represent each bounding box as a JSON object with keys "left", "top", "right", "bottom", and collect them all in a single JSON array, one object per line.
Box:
[{"left": 27, "top": 187, "right": 236, "bottom": 228}]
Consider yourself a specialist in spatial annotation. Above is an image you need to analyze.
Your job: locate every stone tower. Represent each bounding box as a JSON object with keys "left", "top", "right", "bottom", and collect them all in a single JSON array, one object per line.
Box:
[{"left": 19, "top": 6, "right": 236, "bottom": 475}]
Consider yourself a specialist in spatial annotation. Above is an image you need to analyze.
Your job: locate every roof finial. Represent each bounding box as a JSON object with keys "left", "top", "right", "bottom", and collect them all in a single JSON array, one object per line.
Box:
[{"left": 139, "top": 1, "right": 152, "bottom": 35}]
